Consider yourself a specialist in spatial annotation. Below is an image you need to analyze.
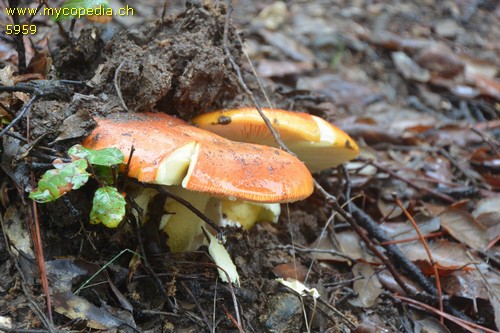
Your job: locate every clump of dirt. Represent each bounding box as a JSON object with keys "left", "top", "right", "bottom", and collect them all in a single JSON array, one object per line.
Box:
[
  {"left": 52, "top": 29, "right": 105, "bottom": 80},
  {"left": 54, "top": 0, "right": 241, "bottom": 119}
]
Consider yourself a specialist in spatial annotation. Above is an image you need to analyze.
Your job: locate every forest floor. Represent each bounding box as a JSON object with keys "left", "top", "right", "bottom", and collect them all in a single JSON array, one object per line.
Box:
[{"left": 0, "top": 0, "right": 499, "bottom": 332}]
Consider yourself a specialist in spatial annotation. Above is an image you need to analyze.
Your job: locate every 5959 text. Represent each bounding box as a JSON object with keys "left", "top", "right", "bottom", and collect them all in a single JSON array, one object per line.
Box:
[{"left": 5, "top": 24, "right": 37, "bottom": 35}]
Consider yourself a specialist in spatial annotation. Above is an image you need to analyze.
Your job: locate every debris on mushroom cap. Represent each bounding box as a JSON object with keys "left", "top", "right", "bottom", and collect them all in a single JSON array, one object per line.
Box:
[
  {"left": 82, "top": 112, "right": 314, "bottom": 203},
  {"left": 191, "top": 108, "right": 360, "bottom": 173}
]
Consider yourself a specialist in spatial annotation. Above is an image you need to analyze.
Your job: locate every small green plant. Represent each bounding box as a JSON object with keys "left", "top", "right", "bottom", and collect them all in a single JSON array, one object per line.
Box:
[{"left": 29, "top": 144, "right": 126, "bottom": 228}]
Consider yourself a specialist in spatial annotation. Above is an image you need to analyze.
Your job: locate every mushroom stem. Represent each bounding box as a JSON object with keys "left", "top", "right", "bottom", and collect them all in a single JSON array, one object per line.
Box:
[
  {"left": 160, "top": 186, "right": 211, "bottom": 252},
  {"left": 220, "top": 200, "right": 281, "bottom": 229}
]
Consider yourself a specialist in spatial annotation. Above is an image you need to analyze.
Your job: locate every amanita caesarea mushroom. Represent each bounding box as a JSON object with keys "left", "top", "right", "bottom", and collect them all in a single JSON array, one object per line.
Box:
[
  {"left": 191, "top": 108, "right": 360, "bottom": 173},
  {"left": 82, "top": 112, "right": 314, "bottom": 252}
]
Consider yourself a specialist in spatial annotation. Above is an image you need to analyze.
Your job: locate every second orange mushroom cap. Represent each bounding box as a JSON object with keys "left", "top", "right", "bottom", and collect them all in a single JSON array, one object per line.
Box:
[{"left": 191, "top": 108, "right": 360, "bottom": 173}]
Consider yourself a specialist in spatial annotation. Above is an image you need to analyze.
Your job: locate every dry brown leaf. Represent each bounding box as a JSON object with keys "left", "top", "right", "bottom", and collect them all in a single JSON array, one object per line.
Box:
[
  {"left": 256, "top": 59, "right": 313, "bottom": 78},
  {"left": 271, "top": 262, "right": 309, "bottom": 282},
  {"left": 399, "top": 240, "right": 480, "bottom": 275},
  {"left": 422, "top": 154, "right": 453, "bottom": 183},
  {"left": 26, "top": 48, "right": 52, "bottom": 78},
  {"left": 53, "top": 291, "right": 124, "bottom": 329},
  {"left": 414, "top": 318, "right": 451, "bottom": 333},
  {"left": 473, "top": 196, "right": 500, "bottom": 218},
  {"left": 348, "top": 263, "right": 384, "bottom": 308},
  {"left": 312, "top": 231, "right": 380, "bottom": 264},
  {"left": 428, "top": 124, "right": 483, "bottom": 146},
  {"left": 380, "top": 215, "right": 440, "bottom": 241},
  {"left": 258, "top": 29, "right": 315, "bottom": 63},
  {"left": 421, "top": 202, "right": 448, "bottom": 217},
  {"left": 468, "top": 74, "right": 500, "bottom": 101},
  {"left": 473, "top": 196, "right": 500, "bottom": 242},
  {"left": 392, "top": 51, "right": 430, "bottom": 82},
  {"left": 471, "top": 147, "right": 500, "bottom": 188},
  {"left": 460, "top": 53, "right": 498, "bottom": 79},
  {"left": 439, "top": 208, "right": 489, "bottom": 251},
  {"left": 442, "top": 267, "right": 499, "bottom": 301},
  {"left": 296, "top": 74, "right": 382, "bottom": 107},
  {"left": 415, "top": 46, "right": 465, "bottom": 78},
  {"left": 377, "top": 197, "right": 405, "bottom": 219},
  {"left": 368, "top": 30, "right": 435, "bottom": 52}
]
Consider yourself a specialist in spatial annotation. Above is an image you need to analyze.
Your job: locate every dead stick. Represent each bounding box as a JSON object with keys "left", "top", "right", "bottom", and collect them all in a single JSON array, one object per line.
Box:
[
  {"left": 370, "top": 161, "right": 455, "bottom": 203},
  {"left": 393, "top": 193, "right": 443, "bottom": 323}
]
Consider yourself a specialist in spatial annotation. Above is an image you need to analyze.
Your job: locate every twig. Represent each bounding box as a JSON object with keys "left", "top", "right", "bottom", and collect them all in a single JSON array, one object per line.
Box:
[
  {"left": 370, "top": 161, "right": 455, "bottom": 203},
  {"left": 214, "top": 264, "right": 244, "bottom": 333},
  {"left": 235, "top": 31, "right": 273, "bottom": 109},
  {"left": 223, "top": 0, "right": 292, "bottom": 155},
  {"left": 7, "top": 0, "right": 26, "bottom": 72},
  {"left": 317, "top": 186, "right": 415, "bottom": 295},
  {"left": 223, "top": 306, "right": 243, "bottom": 333},
  {"left": 380, "top": 231, "right": 446, "bottom": 245},
  {"left": 439, "top": 148, "right": 479, "bottom": 186},
  {"left": 26, "top": 109, "right": 53, "bottom": 325},
  {"left": 114, "top": 61, "right": 129, "bottom": 111},
  {"left": 134, "top": 181, "right": 223, "bottom": 236},
  {"left": 393, "top": 193, "right": 443, "bottom": 323},
  {"left": 272, "top": 244, "right": 355, "bottom": 261},
  {"left": 470, "top": 127, "right": 500, "bottom": 154},
  {"left": 29, "top": 183, "right": 53, "bottom": 324},
  {"left": 486, "top": 234, "right": 500, "bottom": 251},
  {"left": 26, "top": 2, "right": 44, "bottom": 24},
  {"left": 0, "top": 94, "right": 38, "bottom": 138},
  {"left": 0, "top": 209, "right": 57, "bottom": 332},
  {"left": 1, "top": 80, "right": 76, "bottom": 139},
  {"left": 182, "top": 281, "right": 214, "bottom": 332},
  {"left": 2, "top": 130, "right": 28, "bottom": 142},
  {"left": 120, "top": 145, "right": 135, "bottom": 191},
  {"left": 161, "top": 0, "right": 169, "bottom": 20},
  {"left": 128, "top": 198, "right": 176, "bottom": 310},
  {"left": 341, "top": 164, "right": 353, "bottom": 213},
  {"left": 394, "top": 295, "right": 497, "bottom": 333}
]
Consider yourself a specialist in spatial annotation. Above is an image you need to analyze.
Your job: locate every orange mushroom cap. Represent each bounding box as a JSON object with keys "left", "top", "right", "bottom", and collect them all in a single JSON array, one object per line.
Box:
[
  {"left": 191, "top": 108, "right": 360, "bottom": 173},
  {"left": 82, "top": 112, "right": 314, "bottom": 203}
]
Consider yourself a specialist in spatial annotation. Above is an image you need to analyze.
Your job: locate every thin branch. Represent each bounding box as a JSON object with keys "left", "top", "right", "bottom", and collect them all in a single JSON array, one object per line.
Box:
[
  {"left": 182, "top": 281, "right": 214, "bottom": 332},
  {"left": 127, "top": 195, "right": 176, "bottom": 310},
  {"left": 114, "top": 61, "right": 129, "bottom": 111},
  {"left": 370, "top": 161, "right": 455, "bottom": 203},
  {"left": 0, "top": 94, "right": 38, "bottom": 138},
  {"left": 395, "top": 295, "right": 496, "bottom": 333},
  {"left": 7, "top": 0, "right": 26, "bottom": 72},
  {"left": 132, "top": 181, "right": 223, "bottom": 236},
  {"left": 29, "top": 171, "right": 53, "bottom": 324},
  {"left": 393, "top": 193, "right": 443, "bottom": 322},
  {"left": 223, "top": 0, "right": 292, "bottom": 155}
]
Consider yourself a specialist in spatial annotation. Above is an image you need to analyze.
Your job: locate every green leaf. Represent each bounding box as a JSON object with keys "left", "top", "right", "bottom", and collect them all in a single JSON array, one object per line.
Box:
[
  {"left": 92, "top": 165, "right": 115, "bottom": 186},
  {"left": 29, "top": 159, "right": 90, "bottom": 203},
  {"left": 51, "top": 0, "right": 111, "bottom": 22},
  {"left": 69, "top": 144, "right": 124, "bottom": 167},
  {"left": 90, "top": 186, "right": 126, "bottom": 228}
]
